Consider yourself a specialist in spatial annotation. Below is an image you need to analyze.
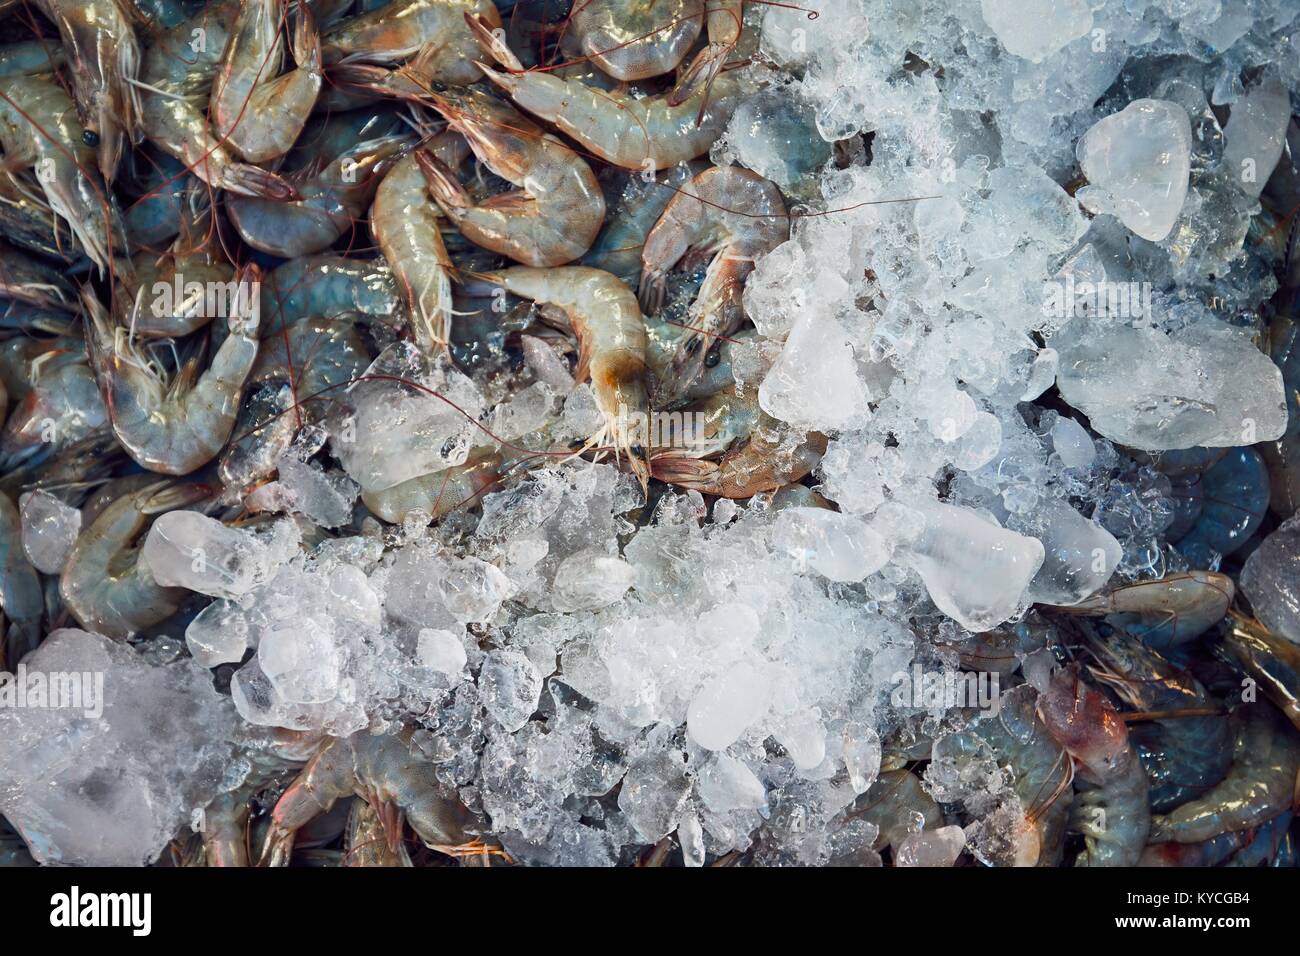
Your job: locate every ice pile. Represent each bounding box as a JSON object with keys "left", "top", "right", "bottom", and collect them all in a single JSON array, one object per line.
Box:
[{"left": 0, "top": 629, "right": 238, "bottom": 865}]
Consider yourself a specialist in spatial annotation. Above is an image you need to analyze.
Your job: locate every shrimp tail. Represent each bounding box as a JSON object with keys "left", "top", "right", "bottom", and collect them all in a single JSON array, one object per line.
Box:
[
  {"left": 292, "top": 0, "right": 322, "bottom": 71},
  {"left": 464, "top": 11, "right": 525, "bottom": 71},
  {"left": 414, "top": 149, "right": 471, "bottom": 213},
  {"left": 223, "top": 163, "right": 302, "bottom": 201},
  {"left": 669, "top": 41, "right": 730, "bottom": 111}
]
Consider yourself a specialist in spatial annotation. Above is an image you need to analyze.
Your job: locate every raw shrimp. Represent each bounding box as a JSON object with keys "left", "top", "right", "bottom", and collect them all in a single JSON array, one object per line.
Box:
[
  {"left": 669, "top": 0, "right": 743, "bottom": 106},
  {"left": 0, "top": 40, "right": 64, "bottom": 77},
  {"left": 371, "top": 151, "right": 456, "bottom": 350},
  {"left": 0, "top": 73, "right": 126, "bottom": 272},
  {"left": 640, "top": 165, "right": 787, "bottom": 401},
  {"left": 1148, "top": 704, "right": 1300, "bottom": 843},
  {"left": 125, "top": 223, "right": 235, "bottom": 339},
  {"left": 320, "top": 0, "right": 502, "bottom": 85},
  {"left": 1220, "top": 613, "right": 1300, "bottom": 731},
  {"left": 211, "top": 0, "right": 323, "bottom": 163},
  {"left": 59, "top": 479, "right": 211, "bottom": 639},
  {"left": 0, "top": 364, "right": 108, "bottom": 473},
  {"left": 651, "top": 405, "right": 826, "bottom": 499},
  {"left": 228, "top": 133, "right": 410, "bottom": 257},
  {"left": 138, "top": 0, "right": 298, "bottom": 199},
  {"left": 1049, "top": 570, "right": 1234, "bottom": 649},
  {"left": 0, "top": 491, "right": 43, "bottom": 665},
  {"left": 219, "top": 382, "right": 297, "bottom": 494},
  {"left": 202, "top": 788, "right": 253, "bottom": 867},
  {"left": 361, "top": 447, "right": 504, "bottom": 524},
  {"left": 1088, "top": 628, "right": 1232, "bottom": 812},
  {"left": 417, "top": 88, "right": 605, "bottom": 267},
  {"left": 261, "top": 255, "right": 405, "bottom": 338},
  {"left": 1037, "top": 667, "right": 1151, "bottom": 866},
  {"left": 33, "top": 0, "right": 141, "bottom": 181},
  {"left": 569, "top": 0, "right": 703, "bottom": 81},
  {"left": 259, "top": 728, "right": 475, "bottom": 866},
  {"left": 344, "top": 798, "right": 413, "bottom": 866},
  {"left": 0, "top": 176, "right": 78, "bottom": 263},
  {"left": 1172, "top": 447, "right": 1269, "bottom": 568},
  {"left": 851, "top": 769, "right": 942, "bottom": 853},
  {"left": 473, "top": 266, "right": 652, "bottom": 489},
  {"left": 0, "top": 241, "right": 79, "bottom": 310},
  {"left": 84, "top": 265, "right": 262, "bottom": 474},
  {"left": 469, "top": 13, "right": 743, "bottom": 170}
]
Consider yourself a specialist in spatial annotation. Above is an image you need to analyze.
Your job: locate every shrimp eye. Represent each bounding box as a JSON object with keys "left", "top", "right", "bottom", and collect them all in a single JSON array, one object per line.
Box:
[
  {"left": 630, "top": 444, "right": 646, "bottom": 459},
  {"left": 82, "top": 129, "right": 99, "bottom": 147},
  {"left": 704, "top": 347, "right": 721, "bottom": 368},
  {"left": 685, "top": 336, "right": 703, "bottom": 357}
]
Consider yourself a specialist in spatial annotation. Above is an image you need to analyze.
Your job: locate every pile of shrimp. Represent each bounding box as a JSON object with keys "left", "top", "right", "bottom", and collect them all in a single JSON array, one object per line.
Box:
[{"left": 0, "top": 0, "right": 1297, "bottom": 869}]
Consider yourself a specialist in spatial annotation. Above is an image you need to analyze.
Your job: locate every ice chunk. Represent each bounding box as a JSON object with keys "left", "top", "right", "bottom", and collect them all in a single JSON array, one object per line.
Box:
[
  {"left": 773, "top": 711, "right": 826, "bottom": 770},
  {"left": 1076, "top": 100, "right": 1192, "bottom": 241},
  {"left": 896, "top": 501, "right": 1045, "bottom": 631},
  {"left": 1222, "top": 73, "right": 1290, "bottom": 202},
  {"left": 1050, "top": 416, "right": 1095, "bottom": 469},
  {"left": 759, "top": 311, "right": 870, "bottom": 431},
  {"left": 687, "top": 662, "right": 771, "bottom": 750},
  {"left": 1054, "top": 318, "right": 1287, "bottom": 451},
  {"left": 980, "top": 0, "right": 1091, "bottom": 63},
  {"left": 697, "top": 755, "right": 768, "bottom": 811},
  {"left": 142, "top": 512, "right": 299, "bottom": 598},
  {"left": 438, "top": 556, "right": 515, "bottom": 624},
  {"left": 417, "top": 628, "right": 468, "bottom": 676},
  {"left": 185, "top": 600, "right": 250, "bottom": 668},
  {"left": 0, "top": 628, "right": 236, "bottom": 865},
  {"left": 718, "top": 85, "right": 832, "bottom": 192},
  {"left": 18, "top": 490, "right": 81, "bottom": 574},
  {"left": 894, "top": 825, "right": 966, "bottom": 867},
  {"left": 273, "top": 452, "right": 359, "bottom": 528},
  {"left": 1240, "top": 518, "right": 1300, "bottom": 645},
  {"left": 772, "top": 507, "right": 890, "bottom": 582},
  {"left": 479, "top": 649, "right": 543, "bottom": 731},
  {"left": 551, "top": 548, "right": 636, "bottom": 611},
  {"left": 617, "top": 749, "right": 692, "bottom": 842},
  {"left": 1023, "top": 499, "right": 1121, "bottom": 606},
  {"left": 842, "top": 722, "right": 882, "bottom": 794}
]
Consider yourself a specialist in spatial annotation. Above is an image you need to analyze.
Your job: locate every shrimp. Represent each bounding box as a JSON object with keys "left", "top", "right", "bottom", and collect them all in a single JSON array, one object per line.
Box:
[
  {"left": 0, "top": 365, "right": 108, "bottom": 473},
  {"left": 473, "top": 266, "right": 652, "bottom": 490},
  {"left": 1148, "top": 704, "right": 1300, "bottom": 843},
  {"left": 261, "top": 255, "right": 405, "bottom": 337},
  {"left": 219, "top": 382, "right": 298, "bottom": 494},
  {"left": 371, "top": 150, "right": 456, "bottom": 350},
  {"left": 468, "top": 12, "right": 743, "bottom": 171},
  {"left": 1048, "top": 570, "right": 1234, "bottom": 649},
  {"left": 344, "top": 798, "right": 413, "bottom": 866},
  {"left": 138, "top": 0, "right": 298, "bottom": 199},
  {"left": 228, "top": 133, "right": 410, "bottom": 257},
  {"left": 210, "top": 0, "right": 323, "bottom": 163},
  {"left": 651, "top": 403, "right": 826, "bottom": 499},
  {"left": 84, "top": 264, "right": 262, "bottom": 474},
  {"left": 669, "top": 0, "right": 744, "bottom": 107},
  {"left": 640, "top": 166, "right": 788, "bottom": 401},
  {"left": 33, "top": 0, "right": 141, "bottom": 181},
  {"left": 1220, "top": 613, "right": 1300, "bottom": 731},
  {"left": 1037, "top": 666, "right": 1151, "bottom": 866},
  {"left": 0, "top": 175, "right": 79, "bottom": 263},
  {"left": 361, "top": 447, "right": 504, "bottom": 524},
  {"left": 0, "top": 40, "right": 65, "bottom": 78},
  {"left": 851, "top": 769, "right": 942, "bottom": 853},
  {"left": 0, "top": 73, "right": 126, "bottom": 273},
  {"left": 0, "top": 491, "right": 43, "bottom": 667},
  {"left": 125, "top": 217, "right": 236, "bottom": 339},
  {"left": 320, "top": 0, "right": 502, "bottom": 85},
  {"left": 259, "top": 728, "right": 475, "bottom": 866},
  {"left": 569, "top": 0, "right": 703, "bottom": 81},
  {"left": 202, "top": 788, "right": 254, "bottom": 867},
  {"left": 1087, "top": 628, "right": 1232, "bottom": 812},
  {"left": 59, "top": 479, "right": 212, "bottom": 639},
  {"left": 0, "top": 241, "right": 79, "bottom": 310},
  {"left": 416, "top": 88, "right": 605, "bottom": 267}
]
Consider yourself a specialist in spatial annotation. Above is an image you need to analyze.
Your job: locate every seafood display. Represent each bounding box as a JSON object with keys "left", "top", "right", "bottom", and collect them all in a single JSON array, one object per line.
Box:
[{"left": 0, "top": 0, "right": 1299, "bottom": 875}]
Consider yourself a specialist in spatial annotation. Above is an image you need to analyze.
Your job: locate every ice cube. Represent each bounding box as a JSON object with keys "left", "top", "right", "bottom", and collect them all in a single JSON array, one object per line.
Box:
[{"left": 18, "top": 490, "right": 81, "bottom": 574}]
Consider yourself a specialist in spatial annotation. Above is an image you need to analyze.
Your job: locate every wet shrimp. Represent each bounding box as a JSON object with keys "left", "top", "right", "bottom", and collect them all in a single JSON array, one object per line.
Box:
[
  {"left": 362, "top": 447, "right": 504, "bottom": 524},
  {"left": 473, "top": 266, "right": 652, "bottom": 490},
  {"left": 320, "top": 0, "right": 502, "bottom": 85},
  {"left": 60, "top": 479, "right": 211, "bottom": 639},
  {"left": 569, "top": 0, "right": 704, "bottom": 82},
  {"left": 416, "top": 88, "right": 605, "bottom": 267},
  {"left": 468, "top": 13, "right": 743, "bottom": 170},
  {"left": 211, "top": 0, "right": 323, "bottom": 163},
  {"left": 228, "top": 133, "right": 410, "bottom": 257},
  {"left": 1037, "top": 666, "right": 1151, "bottom": 866},
  {"left": 259, "top": 728, "right": 476, "bottom": 866},
  {"left": 33, "top": 0, "right": 141, "bottom": 181},
  {"left": 261, "top": 254, "right": 405, "bottom": 337},
  {"left": 640, "top": 165, "right": 788, "bottom": 401},
  {"left": 1148, "top": 704, "right": 1300, "bottom": 844},
  {"left": 84, "top": 265, "right": 263, "bottom": 474},
  {"left": 851, "top": 769, "right": 942, "bottom": 854},
  {"left": 0, "top": 73, "right": 126, "bottom": 273},
  {"left": 344, "top": 798, "right": 413, "bottom": 866},
  {"left": 371, "top": 149, "right": 457, "bottom": 350},
  {"left": 1220, "top": 612, "right": 1300, "bottom": 731},
  {"left": 138, "top": 0, "right": 298, "bottom": 199},
  {"left": 1048, "top": 570, "right": 1234, "bottom": 649},
  {"left": 0, "top": 491, "right": 43, "bottom": 666},
  {"left": 669, "top": 0, "right": 744, "bottom": 106}
]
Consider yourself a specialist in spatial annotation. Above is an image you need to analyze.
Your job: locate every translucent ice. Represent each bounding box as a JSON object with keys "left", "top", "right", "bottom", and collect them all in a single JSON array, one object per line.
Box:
[
  {"left": 759, "top": 311, "right": 870, "bottom": 431},
  {"left": 1023, "top": 499, "right": 1121, "bottom": 606},
  {"left": 1050, "top": 417, "right": 1095, "bottom": 470},
  {"left": 18, "top": 490, "right": 80, "bottom": 574},
  {"left": 687, "top": 662, "right": 772, "bottom": 751},
  {"left": 479, "top": 649, "right": 543, "bottom": 731},
  {"left": 0, "top": 628, "right": 237, "bottom": 866},
  {"left": 1076, "top": 100, "right": 1192, "bottom": 241},
  {"left": 1222, "top": 73, "right": 1290, "bottom": 201},
  {"left": 551, "top": 548, "right": 636, "bottom": 611},
  {"left": 772, "top": 507, "right": 891, "bottom": 582},
  {"left": 142, "top": 512, "right": 299, "bottom": 599},
  {"left": 896, "top": 501, "right": 1045, "bottom": 631},
  {"left": 417, "top": 628, "right": 468, "bottom": 676},
  {"left": 1240, "top": 518, "right": 1300, "bottom": 645},
  {"left": 980, "top": 0, "right": 1091, "bottom": 63},
  {"left": 894, "top": 825, "right": 966, "bottom": 867},
  {"left": 617, "top": 749, "right": 692, "bottom": 843}
]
